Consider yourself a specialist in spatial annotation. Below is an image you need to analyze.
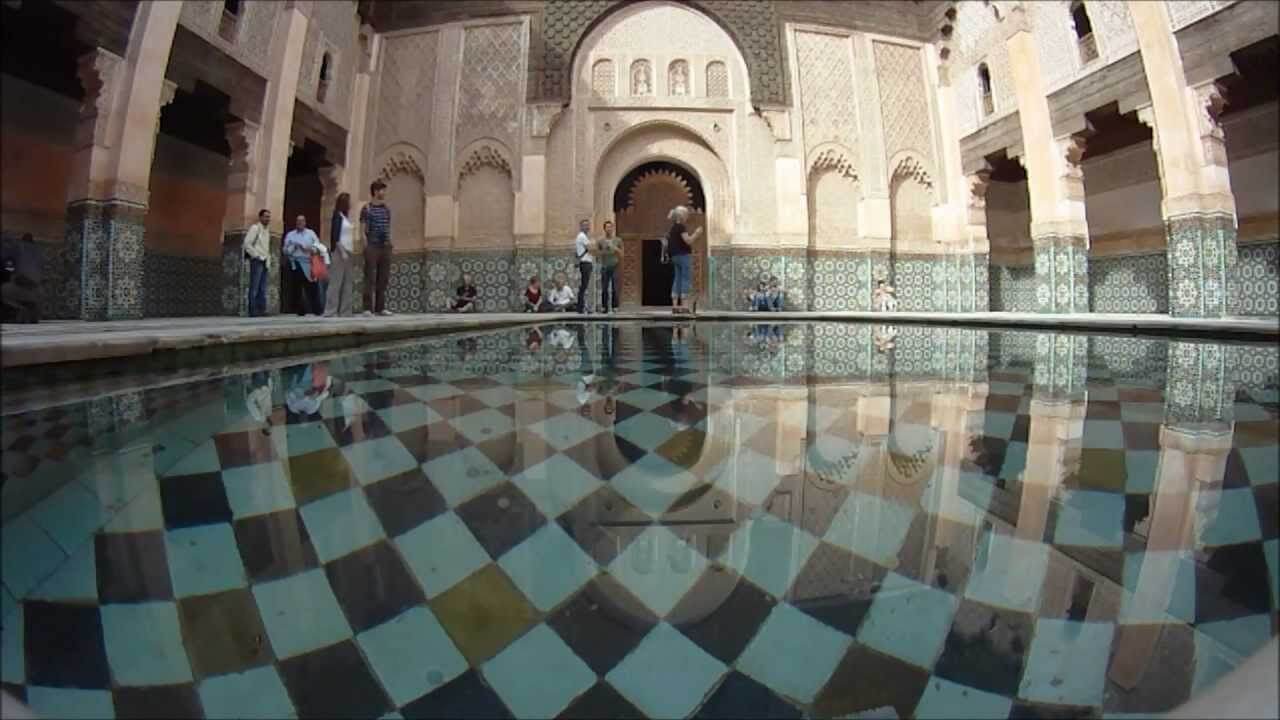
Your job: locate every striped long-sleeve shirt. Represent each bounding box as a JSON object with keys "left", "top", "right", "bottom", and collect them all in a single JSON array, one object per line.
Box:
[{"left": 360, "top": 203, "right": 392, "bottom": 246}]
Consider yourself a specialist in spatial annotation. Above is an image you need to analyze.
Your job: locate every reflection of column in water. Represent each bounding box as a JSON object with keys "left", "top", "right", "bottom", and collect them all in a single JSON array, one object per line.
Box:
[
  {"left": 633, "top": 532, "right": 654, "bottom": 574},
  {"left": 669, "top": 535, "right": 692, "bottom": 573}
]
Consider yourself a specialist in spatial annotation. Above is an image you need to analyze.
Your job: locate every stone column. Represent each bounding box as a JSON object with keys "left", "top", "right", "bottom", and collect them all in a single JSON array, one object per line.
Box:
[
  {"left": 1110, "top": 341, "right": 1235, "bottom": 689},
  {"left": 318, "top": 164, "right": 344, "bottom": 247},
  {"left": 256, "top": 4, "right": 309, "bottom": 245},
  {"left": 1129, "top": 1, "right": 1238, "bottom": 318},
  {"left": 1002, "top": 7, "right": 1091, "bottom": 313},
  {"left": 1017, "top": 334, "right": 1089, "bottom": 546},
  {"left": 931, "top": 46, "right": 990, "bottom": 313},
  {"left": 345, "top": 26, "right": 379, "bottom": 312},
  {"left": 65, "top": 2, "right": 183, "bottom": 320},
  {"left": 221, "top": 119, "right": 263, "bottom": 316}
]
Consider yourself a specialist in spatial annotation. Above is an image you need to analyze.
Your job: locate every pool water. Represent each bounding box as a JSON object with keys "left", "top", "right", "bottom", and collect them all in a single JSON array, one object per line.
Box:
[{"left": 1, "top": 322, "right": 1277, "bottom": 719}]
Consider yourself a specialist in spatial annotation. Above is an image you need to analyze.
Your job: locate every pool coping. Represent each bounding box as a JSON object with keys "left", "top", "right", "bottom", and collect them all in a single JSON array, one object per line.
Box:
[{"left": 1, "top": 311, "right": 1275, "bottom": 372}]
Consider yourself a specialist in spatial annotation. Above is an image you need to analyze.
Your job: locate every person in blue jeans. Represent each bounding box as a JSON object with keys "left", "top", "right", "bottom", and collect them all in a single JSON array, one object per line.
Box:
[
  {"left": 665, "top": 205, "right": 702, "bottom": 314},
  {"left": 767, "top": 275, "right": 784, "bottom": 311},
  {"left": 242, "top": 209, "right": 272, "bottom": 316}
]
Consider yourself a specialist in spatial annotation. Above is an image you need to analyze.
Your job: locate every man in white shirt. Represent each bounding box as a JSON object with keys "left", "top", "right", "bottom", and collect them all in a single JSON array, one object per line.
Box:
[
  {"left": 549, "top": 275, "right": 575, "bottom": 311},
  {"left": 242, "top": 209, "right": 271, "bottom": 316},
  {"left": 574, "top": 218, "right": 593, "bottom": 314},
  {"left": 283, "top": 215, "right": 323, "bottom": 316}
]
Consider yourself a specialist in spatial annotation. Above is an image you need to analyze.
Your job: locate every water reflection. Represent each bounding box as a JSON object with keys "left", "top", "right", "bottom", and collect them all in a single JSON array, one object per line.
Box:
[{"left": 0, "top": 322, "right": 1276, "bottom": 719}]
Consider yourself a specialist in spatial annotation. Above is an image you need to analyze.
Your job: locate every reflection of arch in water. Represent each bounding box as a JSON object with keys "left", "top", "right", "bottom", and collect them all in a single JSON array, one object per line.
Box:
[{"left": 885, "top": 422, "right": 940, "bottom": 486}]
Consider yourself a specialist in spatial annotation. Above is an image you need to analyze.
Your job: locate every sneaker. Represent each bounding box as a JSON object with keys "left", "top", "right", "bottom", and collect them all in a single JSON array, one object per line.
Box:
[
  {"left": 361, "top": 310, "right": 373, "bottom": 317},
  {"left": 378, "top": 309, "right": 394, "bottom": 316}
]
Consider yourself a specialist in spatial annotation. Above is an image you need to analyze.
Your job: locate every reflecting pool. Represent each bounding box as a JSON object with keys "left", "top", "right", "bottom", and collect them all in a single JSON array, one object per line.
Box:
[{"left": 1, "top": 322, "right": 1277, "bottom": 719}]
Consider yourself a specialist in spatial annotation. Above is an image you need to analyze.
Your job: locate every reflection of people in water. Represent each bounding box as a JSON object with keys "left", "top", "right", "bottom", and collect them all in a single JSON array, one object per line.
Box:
[
  {"left": 246, "top": 371, "right": 273, "bottom": 435},
  {"left": 526, "top": 327, "right": 543, "bottom": 352},
  {"left": 548, "top": 325, "right": 575, "bottom": 350},
  {"left": 873, "top": 324, "right": 898, "bottom": 353},
  {"left": 285, "top": 363, "right": 331, "bottom": 421},
  {"left": 456, "top": 336, "right": 478, "bottom": 360}
]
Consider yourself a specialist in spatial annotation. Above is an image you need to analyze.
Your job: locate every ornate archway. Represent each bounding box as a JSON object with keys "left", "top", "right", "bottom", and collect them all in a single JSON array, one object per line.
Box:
[
  {"left": 593, "top": 121, "right": 734, "bottom": 308},
  {"left": 613, "top": 161, "right": 707, "bottom": 306}
]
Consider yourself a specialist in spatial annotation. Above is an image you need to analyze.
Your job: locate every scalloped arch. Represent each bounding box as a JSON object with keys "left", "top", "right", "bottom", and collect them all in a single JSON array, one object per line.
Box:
[
  {"left": 808, "top": 143, "right": 858, "bottom": 182},
  {"left": 889, "top": 152, "right": 934, "bottom": 188}
]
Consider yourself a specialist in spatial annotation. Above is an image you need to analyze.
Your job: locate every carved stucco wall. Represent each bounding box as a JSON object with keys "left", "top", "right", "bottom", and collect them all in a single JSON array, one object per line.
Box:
[
  {"left": 1029, "top": 0, "right": 1138, "bottom": 96},
  {"left": 297, "top": 0, "right": 359, "bottom": 129},
  {"left": 950, "top": 0, "right": 1015, "bottom": 136},
  {"left": 178, "top": 0, "right": 280, "bottom": 77},
  {"left": 458, "top": 165, "right": 515, "bottom": 250},
  {"left": 873, "top": 41, "right": 935, "bottom": 174},
  {"left": 1166, "top": 0, "right": 1238, "bottom": 31},
  {"left": 794, "top": 30, "right": 860, "bottom": 251},
  {"left": 456, "top": 22, "right": 527, "bottom": 162},
  {"left": 809, "top": 171, "right": 858, "bottom": 248},
  {"left": 381, "top": 157, "right": 426, "bottom": 250},
  {"left": 374, "top": 31, "right": 438, "bottom": 161},
  {"left": 794, "top": 31, "right": 859, "bottom": 169},
  {"left": 537, "top": 0, "right": 786, "bottom": 105},
  {"left": 569, "top": 1, "right": 750, "bottom": 247}
]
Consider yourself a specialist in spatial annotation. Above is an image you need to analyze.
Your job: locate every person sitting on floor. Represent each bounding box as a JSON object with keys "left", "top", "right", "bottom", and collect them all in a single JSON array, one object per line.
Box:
[
  {"left": 2, "top": 233, "right": 41, "bottom": 324},
  {"left": 447, "top": 273, "right": 478, "bottom": 312},
  {"left": 872, "top": 278, "right": 898, "bottom": 312},
  {"left": 524, "top": 276, "right": 549, "bottom": 312},
  {"left": 746, "top": 281, "right": 770, "bottom": 311},
  {"left": 548, "top": 274, "right": 575, "bottom": 312},
  {"left": 767, "top": 276, "right": 784, "bottom": 311}
]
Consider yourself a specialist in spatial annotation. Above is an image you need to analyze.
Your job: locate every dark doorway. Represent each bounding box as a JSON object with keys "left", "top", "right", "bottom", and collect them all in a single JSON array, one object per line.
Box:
[
  {"left": 642, "top": 240, "right": 672, "bottom": 306},
  {"left": 280, "top": 140, "right": 329, "bottom": 315},
  {"left": 614, "top": 160, "right": 705, "bottom": 307}
]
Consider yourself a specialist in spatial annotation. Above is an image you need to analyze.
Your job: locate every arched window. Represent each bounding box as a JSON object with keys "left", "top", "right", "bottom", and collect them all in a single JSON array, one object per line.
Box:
[
  {"left": 317, "top": 52, "right": 331, "bottom": 103},
  {"left": 705, "top": 60, "right": 728, "bottom": 98},
  {"left": 977, "top": 62, "right": 994, "bottom": 117},
  {"left": 1071, "top": 1, "right": 1099, "bottom": 64},
  {"left": 592, "top": 59, "right": 615, "bottom": 97},
  {"left": 219, "top": 0, "right": 241, "bottom": 41}
]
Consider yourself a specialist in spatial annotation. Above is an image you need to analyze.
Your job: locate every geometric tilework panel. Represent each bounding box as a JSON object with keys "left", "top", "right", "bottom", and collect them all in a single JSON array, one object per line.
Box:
[
  {"left": 143, "top": 253, "right": 224, "bottom": 318},
  {"left": 0, "top": 234, "right": 78, "bottom": 320},
  {"left": 1088, "top": 253, "right": 1169, "bottom": 314},
  {"left": 386, "top": 252, "right": 427, "bottom": 315},
  {"left": 1235, "top": 241, "right": 1279, "bottom": 317},
  {"left": 989, "top": 329, "right": 1039, "bottom": 370},
  {"left": 989, "top": 264, "right": 1036, "bottom": 312},
  {"left": 1088, "top": 336, "right": 1168, "bottom": 384},
  {"left": 809, "top": 252, "right": 875, "bottom": 312},
  {"left": 890, "top": 256, "right": 944, "bottom": 312},
  {"left": 1234, "top": 343, "right": 1280, "bottom": 391}
]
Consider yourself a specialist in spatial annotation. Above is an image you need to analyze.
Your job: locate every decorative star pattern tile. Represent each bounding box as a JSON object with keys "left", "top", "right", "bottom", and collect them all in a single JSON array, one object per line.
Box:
[{"left": 2, "top": 322, "right": 1276, "bottom": 718}]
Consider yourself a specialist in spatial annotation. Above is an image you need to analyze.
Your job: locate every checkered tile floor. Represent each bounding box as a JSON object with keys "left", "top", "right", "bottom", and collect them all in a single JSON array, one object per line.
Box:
[{"left": 1, "top": 323, "right": 1277, "bottom": 719}]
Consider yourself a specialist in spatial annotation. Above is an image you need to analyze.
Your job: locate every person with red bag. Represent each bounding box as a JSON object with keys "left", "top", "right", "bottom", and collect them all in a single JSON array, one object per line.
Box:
[{"left": 283, "top": 214, "right": 324, "bottom": 316}]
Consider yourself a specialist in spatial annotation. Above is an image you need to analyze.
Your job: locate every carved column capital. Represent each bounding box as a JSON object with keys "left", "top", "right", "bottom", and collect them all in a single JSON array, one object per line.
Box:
[
  {"left": 1055, "top": 133, "right": 1089, "bottom": 201},
  {"left": 1191, "top": 80, "right": 1228, "bottom": 142},
  {"left": 74, "top": 48, "right": 124, "bottom": 147},
  {"left": 320, "top": 164, "right": 344, "bottom": 196},
  {"left": 1190, "top": 80, "right": 1231, "bottom": 172},
  {"left": 967, "top": 167, "right": 992, "bottom": 210},
  {"left": 527, "top": 102, "right": 564, "bottom": 139}
]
